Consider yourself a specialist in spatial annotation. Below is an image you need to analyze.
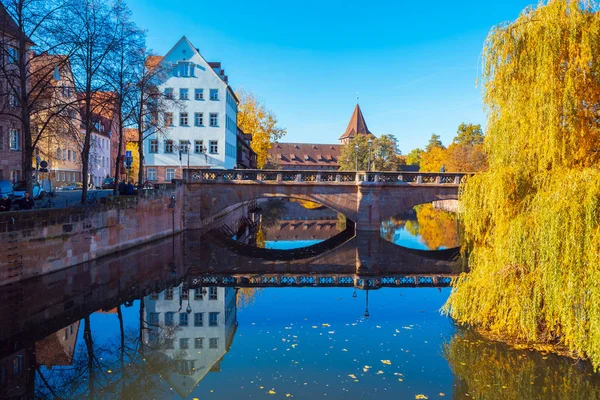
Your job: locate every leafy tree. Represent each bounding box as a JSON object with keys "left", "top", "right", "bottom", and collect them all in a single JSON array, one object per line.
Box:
[
  {"left": 453, "top": 123, "right": 484, "bottom": 146},
  {"left": 425, "top": 133, "right": 444, "bottom": 152},
  {"left": 236, "top": 89, "right": 286, "bottom": 168},
  {"left": 406, "top": 148, "right": 423, "bottom": 167},
  {"left": 339, "top": 135, "right": 401, "bottom": 171},
  {"left": 444, "top": 0, "right": 600, "bottom": 369}
]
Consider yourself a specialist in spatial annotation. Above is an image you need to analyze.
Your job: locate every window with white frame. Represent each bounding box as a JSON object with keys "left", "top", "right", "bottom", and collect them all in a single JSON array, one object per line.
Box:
[
  {"left": 166, "top": 168, "right": 175, "bottom": 181},
  {"left": 147, "top": 168, "right": 157, "bottom": 181},
  {"left": 165, "top": 140, "right": 174, "bottom": 153},
  {"left": 150, "top": 139, "right": 158, "bottom": 153},
  {"left": 194, "top": 312, "right": 203, "bottom": 327},
  {"left": 209, "top": 287, "right": 218, "bottom": 300},
  {"left": 194, "top": 140, "right": 204, "bottom": 154},
  {"left": 195, "top": 89, "right": 204, "bottom": 100},
  {"left": 194, "top": 112, "right": 203, "bottom": 126},
  {"left": 195, "top": 338, "right": 204, "bottom": 349},
  {"left": 179, "top": 312, "right": 188, "bottom": 326},
  {"left": 179, "top": 140, "right": 189, "bottom": 153},
  {"left": 165, "top": 112, "right": 173, "bottom": 126},
  {"left": 209, "top": 89, "right": 219, "bottom": 101},
  {"left": 179, "top": 88, "right": 189, "bottom": 100},
  {"left": 180, "top": 338, "right": 189, "bottom": 349},
  {"left": 209, "top": 338, "right": 218, "bottom": 349},
  {"left": 56, "top": 148, "right": 61, "bottom": 160},
  {"left": 9, "top": 129, "right": 18, "bottom": 150},
  {"left": 9, "top": 88, "right": 19, "bottom": 107},
  {"left": 180, "top": 112, "right": 188, "bottom": 126},
  {"left": 209, "top": 312, "right": 219, "bottom": 327},
  {"left": 164, "top": 88, "right": 173, "bottom": 99},
  {"left": 209, "top": 140, "right": 218, "bottom": 154},
  {"left": 209, "top": 113, "right": 218, "bottom": 127}
]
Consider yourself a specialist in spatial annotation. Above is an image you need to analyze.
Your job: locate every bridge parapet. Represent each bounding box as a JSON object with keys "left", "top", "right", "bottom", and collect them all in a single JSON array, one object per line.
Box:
[{"left": 185, "top": 169, "right": 467, "bottom": 186}]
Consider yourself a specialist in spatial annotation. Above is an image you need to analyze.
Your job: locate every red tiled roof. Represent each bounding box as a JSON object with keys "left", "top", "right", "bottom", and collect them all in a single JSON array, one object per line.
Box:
[
  {"left": 268, "top": 143, "right": 341, "bottom": 168},
  {"left": 145, "top": 55, "right": 163, "bottom": 70},
  {"left": 339, "top": 104, "right": 375, "bottom": 140}
]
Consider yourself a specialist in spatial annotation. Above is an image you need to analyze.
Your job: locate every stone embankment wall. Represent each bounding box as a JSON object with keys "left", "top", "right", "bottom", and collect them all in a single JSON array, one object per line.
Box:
[{"left": 0, "top": 183, "right": 184, "bottom": 286}]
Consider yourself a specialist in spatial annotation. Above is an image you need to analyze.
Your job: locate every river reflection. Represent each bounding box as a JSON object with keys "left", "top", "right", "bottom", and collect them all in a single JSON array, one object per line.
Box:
[
  {"left": 1, "top": 231, "right": 598, "bottom": 399},
  {"left": 381, "top": 203, "right": 460, "bottom": 251}
]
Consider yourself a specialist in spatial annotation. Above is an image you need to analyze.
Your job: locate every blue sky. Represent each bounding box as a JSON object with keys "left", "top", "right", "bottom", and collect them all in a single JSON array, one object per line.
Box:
[{"left": 128, "top": 0, "right": 534, "bottom": 154}]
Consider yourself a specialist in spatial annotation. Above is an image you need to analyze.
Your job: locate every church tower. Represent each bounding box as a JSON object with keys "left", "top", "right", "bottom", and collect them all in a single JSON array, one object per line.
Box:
[{"left": 339, "top": 104, "right": 375, "bottom": 145}]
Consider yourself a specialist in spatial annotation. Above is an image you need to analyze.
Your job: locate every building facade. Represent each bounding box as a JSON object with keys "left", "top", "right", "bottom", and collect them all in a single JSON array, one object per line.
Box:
[
  {"left": 0, "top": 5, "right": 31, "bottom": 182},
  {"left": 236, "top": 128, "right": 257, "bottom": 169},
  {"left": 267, "top": 104, "right": 374, "bottom": 170},
  {"left": 144, "top": 36, "right": 239, "bottom": 183},
  {"left": 143, "top": 284, "right": 238, "bottom": 397}
]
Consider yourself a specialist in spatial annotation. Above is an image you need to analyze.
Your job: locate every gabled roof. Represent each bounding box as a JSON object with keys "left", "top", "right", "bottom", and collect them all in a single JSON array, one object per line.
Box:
[
  {"left": 339, "top": 104, "right": 374, "bottom": 140},
  {"left": 268, "top": 143, "right": 342, "bottom": 167}
]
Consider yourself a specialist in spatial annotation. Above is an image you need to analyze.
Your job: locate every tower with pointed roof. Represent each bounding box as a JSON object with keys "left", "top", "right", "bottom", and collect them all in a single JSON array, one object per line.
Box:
[{"left": 339, "top": 104, "right": 375, "bottom": 145}]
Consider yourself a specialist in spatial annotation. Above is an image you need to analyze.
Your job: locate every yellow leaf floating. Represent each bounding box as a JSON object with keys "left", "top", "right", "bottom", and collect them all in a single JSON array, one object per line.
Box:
[
  {"left": 415, "top": 395, "right": 428, "bottom": 400},
  {"left": 286, "top": 395, "right": 291, "bottom": 398},
  {"left": 268, "top": 389, "right": 276, "bottom": 395},
  {"left": 381, "top": 360, "right": 392, "bottom": 365},
  {"left": 348, "top": 374, "right": 357, "bottom": 379}
]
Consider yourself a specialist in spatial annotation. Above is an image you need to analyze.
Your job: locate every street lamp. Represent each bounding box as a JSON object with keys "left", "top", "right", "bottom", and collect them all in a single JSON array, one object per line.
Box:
[
  {"left": 367, "top": 139, "right": 373, "bottom": 172},
  {"left": 364, "top": 290, "right": 370, "bottom": 318},
  {"left": 355, "top": 143, "right": 359, "bottom": 171}
]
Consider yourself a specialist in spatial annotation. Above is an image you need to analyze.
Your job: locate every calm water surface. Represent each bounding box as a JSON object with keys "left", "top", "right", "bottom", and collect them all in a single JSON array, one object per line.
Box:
[{"left": 2, "top": 201, "right": 599, "bottom": 399}]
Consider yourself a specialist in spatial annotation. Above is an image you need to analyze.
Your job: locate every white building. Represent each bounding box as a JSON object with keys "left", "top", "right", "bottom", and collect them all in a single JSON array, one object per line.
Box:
[
  {"left": 143, "top": 284, "right": 238, "bottom": 397},
  {"left": 144, "top": 36, "right": 239, "bottom": 183},
  {"left": 88, "top": 130, "right": 111, "bottom": 188}
]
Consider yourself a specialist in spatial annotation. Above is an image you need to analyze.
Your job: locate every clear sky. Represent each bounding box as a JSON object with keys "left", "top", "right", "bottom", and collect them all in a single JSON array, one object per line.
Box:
[{"left": 127, "top": 0, "right": 534, "bottom": 154}]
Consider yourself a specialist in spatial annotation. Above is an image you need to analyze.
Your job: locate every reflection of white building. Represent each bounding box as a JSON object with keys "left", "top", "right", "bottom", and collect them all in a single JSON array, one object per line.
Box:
[{"left": 143, "top": 284, "right": 237, "bottom": 398}]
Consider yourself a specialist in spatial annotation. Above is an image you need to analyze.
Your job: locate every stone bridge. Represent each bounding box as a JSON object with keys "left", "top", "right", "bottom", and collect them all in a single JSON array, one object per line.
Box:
[{"left": 184, "top": 169, "right": 466, "bottom": 231}]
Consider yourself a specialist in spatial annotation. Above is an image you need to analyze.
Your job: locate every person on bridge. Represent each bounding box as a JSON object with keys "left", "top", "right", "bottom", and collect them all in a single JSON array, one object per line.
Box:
[
  {"left": 18, "top": 192, "right": 35, "bottom": 210},
  {"left": 440, "top": 165, "right": 446, "bottom": 173},
  {"left": 0, "top": 194, "right": 11, "bottom": 212}
]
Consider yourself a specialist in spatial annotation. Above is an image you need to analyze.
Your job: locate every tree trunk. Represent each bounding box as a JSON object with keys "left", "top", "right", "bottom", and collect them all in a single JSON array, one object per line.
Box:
[
  {"left": 113, "top": 113, "right": 124, "bottom": 196},
  {"left": 84, "top": 315, "right": 95, "bottom": 398},
  {"left": 137, "top": 124, "right": 144, "bottom": 195},
  {"left": 80, "top": 97, "right": 92, "bottom": 204}
]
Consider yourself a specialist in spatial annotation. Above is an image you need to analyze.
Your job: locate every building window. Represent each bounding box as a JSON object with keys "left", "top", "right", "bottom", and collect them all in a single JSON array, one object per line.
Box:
[
  {"left": 150, "top": 292, "right": 159, "bottom": 300},
  {"left": 147, "top": 168, "right": 157, "bottom": 181},
  {"left": 209, "top": 312, "right": 219, "bottom": 327},
  {"left": 178, "top": 62, "right": 189, "bottom": 77},
  {"left": 165, "top": 287, "right": 174, "bottom": 300},
  {"left": 165, "top": 339, "right": 174, "bottom": 349},
  {"left": 164, "top": 88, "right": 173, "bottom": 99},
  {"left": 209, "top": 140, "right": 218, "bottom": 154},
  {"left": 209, "top": 89, "right": 219, "bottom": 101},
  {"left": 209, "top": 338, "right": 218, "bottom": 349},
  {"left": 179, "top": 140, "right": 189, "bottom": 153},
  {"left": 165, "top": 112, "right": 173, "bottom": 126},
  {"left": 180, "top": 112, "right": 188, "bottom": 126},
  {"left": 209, "top": 287, "right": 218, "bottom": 300},
  {"left": 194, "top": 312, "right": 203, "bottom": 327},
  {"left": 9, "top": 129, "right": 18, "bottom": 150},
  {"left": 10, "top": 170, "right": 19, "bottom": 183},
  {"left": 165, "top": 140, "right": 174, "bottom": 153},
  {"left": 195, "top": 287, "right": 204, "bottom": 299},
  {"left": 9, "top": 87, "right": 19, "bottom": 107},
  {"left": 13, "top": 355, "right": 23, "bottom": 377},
  {"left": 165, "top": 312, "right": 174, "bottom": 326},
  {"left": 180, "top": 338, "right": 189, "bottom": 350},
  {"left": 68, "top": 149, "right": 72, "bottom": 161},
  {"left": 150, "top": 139, "right": 158, "bottom": 153},
  {"left": 149, "top": 313, "right": 159, "bottom": 325},
  {"left": 181, "top": 288, "right": 188, "bottom": 300},
  {"left": 56, "top": 147, "right": 61, "bottom": 160},
  {"left": 179, "top": 88, "right": 189, "bottom": 100},
  {"left": 209, "top": 113, "right": 218, "bottom": 127},
  {"left": 8, "top": 46, "right": 18, "bottom": 63},
  {"left": 194, "top": 112, "right": 203, "bottom": 126},
  {"left": 166, "top": 168, "right": 176, "bottom": 181},
  {"left": 179, "top": 313, "right": 188, "bottom": 326},
  {"left": 194, "top": 338, "right": 204, "bottom": 349},
  {"left": 195, "top": 89, "right": 204, "bottom": 100},
  {"left": 194, "top": 140, "right": 204, "bottom": 154}
]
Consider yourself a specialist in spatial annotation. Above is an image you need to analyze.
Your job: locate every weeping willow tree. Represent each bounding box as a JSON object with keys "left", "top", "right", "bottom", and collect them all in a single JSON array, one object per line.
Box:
[{"left": 444, "top": 0, "right": 600, "bottom": 368}]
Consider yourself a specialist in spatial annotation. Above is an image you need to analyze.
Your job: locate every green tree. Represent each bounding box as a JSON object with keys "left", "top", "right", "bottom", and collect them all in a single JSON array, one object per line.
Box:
[
  {"left": 425, "top": 133, "right": 444, "bottom": 152},
  {"left": 453, "top": 123, "right": 484, "bottom": 146},
  {"left": 338, "top": 135, "right": 401, "bottom": 171},
  {"left": 406, "top": 148, "right": 423, "bottom": 167},
  {"left": 444, "top": 0, "right": 600, "bottom": 369}
]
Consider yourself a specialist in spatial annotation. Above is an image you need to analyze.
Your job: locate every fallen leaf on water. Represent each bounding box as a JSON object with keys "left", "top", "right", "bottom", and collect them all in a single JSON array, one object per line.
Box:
[
  {"left": 348, "top": 374, "right": 357, "bottom": 379},
  {"left": 415, "top": 395, "right": 428, "bottom": 400},
  {"left": 286, "top": 395, "right": 291, "bottom": 398},
  {"left": 342, "top": 348, "right": 348, "bottom": 352},
  {"left": 439, "top": 393, "right": 445, "bottom": 397},
  {"left": 381, "top": 360, "right": 392, "bottom": 365},
  {"left": 322, "top": 323, "right": 330, "bottom": 327},
  {"left": 268, "top": 389, "right": 276, "bottom": 395}
]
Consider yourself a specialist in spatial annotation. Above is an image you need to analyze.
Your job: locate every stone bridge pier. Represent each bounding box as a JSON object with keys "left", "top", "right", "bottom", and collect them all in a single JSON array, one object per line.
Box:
[{"left": 183, "top": 170, "right": 465, "bottom": 231}]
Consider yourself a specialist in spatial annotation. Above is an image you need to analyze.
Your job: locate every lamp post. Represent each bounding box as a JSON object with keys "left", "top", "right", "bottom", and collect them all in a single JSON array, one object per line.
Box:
[
  {"left": 355, "top": 143, "right": 359, "bottom": 171},
  {"left": 368, "top": 139, "right": 373, "bottom": 172},
  {"left": 364, "top": 290, "right": 370, "bottom": 318}
]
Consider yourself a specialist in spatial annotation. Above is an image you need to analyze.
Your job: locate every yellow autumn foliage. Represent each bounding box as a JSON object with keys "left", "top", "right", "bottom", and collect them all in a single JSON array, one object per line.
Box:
[{"left": 444, "top": 0, "right": 600, "bottom": 368}]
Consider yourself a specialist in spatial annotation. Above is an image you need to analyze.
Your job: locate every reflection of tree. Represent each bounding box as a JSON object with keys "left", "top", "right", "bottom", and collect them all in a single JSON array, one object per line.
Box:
[
  {"left": 444, "top": 330, "right": 600, "bottom": 399},
  {"left": 260, "top": 199, "right": 287, "bottom": 228},
  {"left": 237, "top": 288, "right": 263, "bottom": 308},
  {"left": 381, "top": 204, "right": 458, "bottom": 249},
  {"left": 291, "top": 198, "right": 323, "bottom": 210},
  {"left": 336, "top": 213, "right": 347, "bottom": 232},
  {"left": 255, "top": 227, "right": 266, "bottom": 249}
]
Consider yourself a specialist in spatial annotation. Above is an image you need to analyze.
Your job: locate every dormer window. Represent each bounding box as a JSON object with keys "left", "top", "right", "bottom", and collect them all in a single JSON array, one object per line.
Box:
[
  {"left": 304, "top": 155, "right": 310, "bottom": 161},
  {"left": 53, "top": 66, "right": 61, "bottom": 81},
  {"left": 177, "top": 61, "right": 195, "bottom": 77}
]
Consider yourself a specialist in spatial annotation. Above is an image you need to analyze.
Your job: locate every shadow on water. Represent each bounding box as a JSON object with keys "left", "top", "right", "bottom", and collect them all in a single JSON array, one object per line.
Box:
[{"left": 0, "top": 229, "right": 598, "bottom": 399}]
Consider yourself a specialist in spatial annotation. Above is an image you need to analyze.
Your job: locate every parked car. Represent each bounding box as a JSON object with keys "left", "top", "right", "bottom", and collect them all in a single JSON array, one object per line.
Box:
[
  {"left": 101, "top": 177, "right": 115, "bottom": 190},
  {"left": 0, "top": 180, "right": 14, "bottom": 198},
  {"left": 13, "top": 180, "right": 44, "bottom": 199}
]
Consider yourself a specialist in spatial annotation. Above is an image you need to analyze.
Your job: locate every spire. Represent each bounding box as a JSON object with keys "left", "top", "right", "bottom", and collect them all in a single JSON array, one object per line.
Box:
[{"left": 339, "top": 104, "right": 373, "bottom": 141}]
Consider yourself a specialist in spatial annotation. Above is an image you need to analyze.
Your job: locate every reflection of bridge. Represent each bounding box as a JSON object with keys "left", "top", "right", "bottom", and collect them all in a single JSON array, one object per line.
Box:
[{"left": 184, "top": 169, "right": 466, "bottom": 231}]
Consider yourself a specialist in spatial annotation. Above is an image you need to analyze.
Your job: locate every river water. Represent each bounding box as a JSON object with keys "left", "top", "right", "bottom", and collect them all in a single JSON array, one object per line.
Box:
[{"left": 1, "top": 200, "right": 599, "bottom": 399}]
